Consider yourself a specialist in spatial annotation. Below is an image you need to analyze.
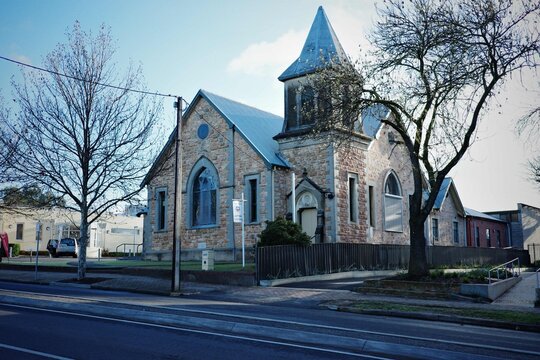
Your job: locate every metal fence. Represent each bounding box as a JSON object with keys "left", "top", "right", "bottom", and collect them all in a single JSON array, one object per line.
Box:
[{"left": 256, "top": 243, "right": 530, "bottom": 281}]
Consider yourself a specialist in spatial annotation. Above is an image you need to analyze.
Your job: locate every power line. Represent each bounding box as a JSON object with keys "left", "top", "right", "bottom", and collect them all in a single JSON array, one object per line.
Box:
[
  {"left": 0, "top": 55, "right": 179, "bottom": 98},
  {"left": 2, "top": 54, "right": 266, "bottom": 166}
]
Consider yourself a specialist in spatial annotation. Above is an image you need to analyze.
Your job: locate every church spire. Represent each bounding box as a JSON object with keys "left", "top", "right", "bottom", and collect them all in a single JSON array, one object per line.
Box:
[{"left": 278, "top": 6, "right": 347, "bottom": 82}]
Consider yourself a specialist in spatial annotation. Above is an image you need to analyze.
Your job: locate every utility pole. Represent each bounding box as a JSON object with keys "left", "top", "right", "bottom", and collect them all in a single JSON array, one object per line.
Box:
[{"left": 172, "top": 97, "right": 183, "bottom": 293}]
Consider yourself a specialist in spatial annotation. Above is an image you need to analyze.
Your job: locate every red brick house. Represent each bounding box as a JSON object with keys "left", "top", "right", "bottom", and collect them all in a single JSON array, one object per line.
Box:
[{"left": 465, "top": 208, "right": 509, "bottom": 248}]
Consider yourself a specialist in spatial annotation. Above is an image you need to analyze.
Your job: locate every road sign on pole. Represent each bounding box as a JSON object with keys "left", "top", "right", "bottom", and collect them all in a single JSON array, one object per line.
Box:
[
  {"left": 233, "top": 200, "right": 242, "bottom": 223},
  {"left": 233, "top": 195, "right": 246, "bottom": 268}
]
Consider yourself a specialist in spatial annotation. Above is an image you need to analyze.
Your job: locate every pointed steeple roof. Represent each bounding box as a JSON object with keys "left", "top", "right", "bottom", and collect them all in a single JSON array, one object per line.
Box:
[{"left": 278, "top": 6, "right": 347, "bottom": 82}]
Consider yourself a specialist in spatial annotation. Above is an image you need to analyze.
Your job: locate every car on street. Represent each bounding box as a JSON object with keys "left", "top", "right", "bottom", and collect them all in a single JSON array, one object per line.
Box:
[{"left": 47, "top": 238, "right": 77, "bottom": 258}]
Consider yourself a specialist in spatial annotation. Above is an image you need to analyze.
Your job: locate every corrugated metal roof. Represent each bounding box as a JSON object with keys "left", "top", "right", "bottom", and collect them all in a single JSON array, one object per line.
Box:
[
  {"left": 362, "top": 104, "right": 390, "bottom": 138},
  {"left": 278, "top": 6, "right": 347, "bottom": 82},
  {"left": 433, "top": 178, "right": 452, "bottom": 210},
  {"left": 465, "top": 207, "right": 507, "bottom": 222},
  {"left": 199, "top": 90, "right": 289, "bottom": 168}
]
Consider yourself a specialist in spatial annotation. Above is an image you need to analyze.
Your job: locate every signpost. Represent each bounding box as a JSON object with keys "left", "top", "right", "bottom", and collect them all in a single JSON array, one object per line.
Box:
[
  {"left": 35, "top": 221, "right": 41, "bottom": 280},
  {"left": 233, "top": 193, "right": 246, "bottom": 268}
]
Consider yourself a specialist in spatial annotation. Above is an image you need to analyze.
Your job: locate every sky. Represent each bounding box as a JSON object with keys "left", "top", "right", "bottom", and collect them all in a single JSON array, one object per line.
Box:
[{"left": 1, "top": 0, "right": 539, "bottom": 212}]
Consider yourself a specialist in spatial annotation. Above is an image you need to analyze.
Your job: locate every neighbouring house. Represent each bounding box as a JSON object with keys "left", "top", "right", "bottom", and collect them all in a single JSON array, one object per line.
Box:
[
  {"left": 486, "top": 203, "right": 540, "bottom": 261},
  {"left": 0, "top": 208, "right": 143, "bottom": 256},
  {"left": 464, "top": 208, "right": 509, "bottom": 248},
  {"left": 425, "top": 178, "right": 466, "bottom": 247},
  {"left": 141, "top": 6, "right": 466, "bottom": 261}
]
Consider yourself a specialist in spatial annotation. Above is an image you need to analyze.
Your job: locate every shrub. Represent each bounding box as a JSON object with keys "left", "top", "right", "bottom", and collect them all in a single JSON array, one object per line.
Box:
[
  {"left": 9, "top": 243, "right": 20, "bottom": 257},
  {"left": 258, "top": 217, "right": 311, "bottom": 247}
]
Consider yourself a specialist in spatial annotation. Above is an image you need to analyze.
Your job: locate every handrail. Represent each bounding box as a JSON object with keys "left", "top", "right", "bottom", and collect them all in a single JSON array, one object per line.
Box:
[
  {"left": 488, "top": 257, "right": 520, "bottom": 284},
  {"left": 115, "top": 243, "right": 143, "bottom": 256}
]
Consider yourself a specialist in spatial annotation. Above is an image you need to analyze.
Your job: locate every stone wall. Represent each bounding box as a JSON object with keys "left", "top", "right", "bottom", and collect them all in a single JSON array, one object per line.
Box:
[
  {"left": 278, "top": 138, "right": 335, "bottom": 241},
  {"left": 334, "top": 143, "right": 368, "bottom": 243},
  {"left": 428, "top": 195, "right": 466, "bottom": 246},
  {"left": 365, "top": 124, "right": 413, "bottom": 245},
  {"left": 146, "top": 97, "right": 269, "bottom": 257}
]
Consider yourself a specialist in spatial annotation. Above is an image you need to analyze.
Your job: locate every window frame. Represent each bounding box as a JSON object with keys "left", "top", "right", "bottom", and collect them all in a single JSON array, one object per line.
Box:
[
  {"left": 154, "top": 187, "right": 168, "bottom": 232},
  {"left": 432, "top": 218, "right": 439, "bottom": 242},
  {"left": 244, "top": 174, "right": 260, "bottom": 224},
  {"left": 16, "top": 223, "right": 24, "bottom": 241},
  {"left": 486, "top": 228, "right": 491, "bottom": 247},
  {"left": 348, "top": 173, "right": 359, "bottom": 224},
  {"left": 453, "top": 221, "right": 459, "bottom": 244},
  {"left": 368, "top": 185, "right": 375, "bottom": 228},
  {"left": 187, "top": 157, "right": 220, "bottom": 229},
  {"left": 383, "top": 171, "right": 403, "bottom": 232}
]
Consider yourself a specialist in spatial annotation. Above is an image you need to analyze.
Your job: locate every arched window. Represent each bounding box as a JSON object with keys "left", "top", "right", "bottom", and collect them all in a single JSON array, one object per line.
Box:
[
  {"left": 190, "top": 163, "right": 218, "bottom": 227},
  {"left": 187, "top": 157, "right": 220, "bottom": 228},
  {"left": 384, "top": 172, "right": 403, "bottom": 232}
]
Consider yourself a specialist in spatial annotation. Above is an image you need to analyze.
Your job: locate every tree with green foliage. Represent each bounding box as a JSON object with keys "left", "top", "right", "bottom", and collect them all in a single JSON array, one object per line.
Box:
[
  {"left": 258, "top": 217, "right": 311, "bottom": 247},
  {"left": 1, "top": 185, "right": 65, "bottom": 208}
]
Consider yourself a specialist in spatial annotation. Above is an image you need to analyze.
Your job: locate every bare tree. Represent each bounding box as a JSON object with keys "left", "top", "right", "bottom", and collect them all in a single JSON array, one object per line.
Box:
[
  {"left": 5, "top": 22, "right": 162, "bottom": 279},
  {"left": 518, "top": 105, "right": 540, "bottom": 187},
  {"left": 304, "top": 0, "right": 539, "bottom": 277}
]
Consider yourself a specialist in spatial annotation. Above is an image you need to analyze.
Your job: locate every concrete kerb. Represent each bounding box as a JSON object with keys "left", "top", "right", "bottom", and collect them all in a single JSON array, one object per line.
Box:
[
  {"left": 0, "top": 292, "right": 525, "bottom": 359},
  {"left": 330, "top": 304, "right": 540, "bottom": 333},
  {"left": 259, "top": 270, "right": 399, "bottom": 287}
]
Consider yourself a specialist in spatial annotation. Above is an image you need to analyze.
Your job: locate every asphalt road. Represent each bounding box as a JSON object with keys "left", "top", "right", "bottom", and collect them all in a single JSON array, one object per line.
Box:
[
  {"left": 0, "top": 304, "right": 362, "bottom": 360},
  {"left": 1, "top": 281, "right": 539, "bottom": 360}
]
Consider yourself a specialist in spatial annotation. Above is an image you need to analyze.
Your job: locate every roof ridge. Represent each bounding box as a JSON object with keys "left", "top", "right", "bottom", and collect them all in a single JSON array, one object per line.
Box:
[{"left": 200, "top": 89, "right": 281, "bottom": 118}]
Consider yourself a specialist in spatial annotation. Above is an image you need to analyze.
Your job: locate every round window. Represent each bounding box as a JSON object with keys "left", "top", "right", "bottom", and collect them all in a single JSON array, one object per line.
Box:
[{"left": 197, "top": 124, "right": 209, "bottom": 139}]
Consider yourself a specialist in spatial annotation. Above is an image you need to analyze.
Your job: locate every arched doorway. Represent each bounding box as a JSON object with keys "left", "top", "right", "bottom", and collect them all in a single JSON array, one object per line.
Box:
[{"left": 296, "top": 192, "right": 318, "bottom": 242}]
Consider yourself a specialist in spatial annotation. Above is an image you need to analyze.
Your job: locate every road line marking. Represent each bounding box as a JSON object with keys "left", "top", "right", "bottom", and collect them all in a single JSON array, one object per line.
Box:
[
  {"left": 0, "top": 342, "right": 74, "bottom": 360},
  {"left": 1, "top": 303, "right": 391, "bottom": 360},
  {"left": 1, "top": 287, "right": 539, "bottom": 357}
]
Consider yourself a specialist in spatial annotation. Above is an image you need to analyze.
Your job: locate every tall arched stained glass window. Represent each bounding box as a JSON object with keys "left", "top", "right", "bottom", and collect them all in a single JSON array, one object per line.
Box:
[{"left": 192, "top": 167, "right": 217, "bottom": 226}]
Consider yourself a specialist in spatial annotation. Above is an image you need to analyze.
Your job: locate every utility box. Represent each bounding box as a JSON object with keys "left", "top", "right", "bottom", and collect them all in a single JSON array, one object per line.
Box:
[{"left": 202, "top": 250, "right": 214, "bottom": 271}]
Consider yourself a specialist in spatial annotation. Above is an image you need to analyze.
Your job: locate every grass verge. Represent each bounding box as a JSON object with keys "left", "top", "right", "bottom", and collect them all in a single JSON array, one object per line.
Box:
[
  {"left": 349, "top": 300, "right": 540, "bottom": 325},
  {"left": 2, "top": 258, "right": 255, "bottom": 272}
]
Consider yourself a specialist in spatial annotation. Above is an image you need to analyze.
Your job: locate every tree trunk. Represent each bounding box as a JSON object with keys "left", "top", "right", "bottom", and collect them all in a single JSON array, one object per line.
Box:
[
  {"left": 77, "top": 210, "right": 88, "bottom": 280},
  {"left": 408, "top": 215, "right": 429, "bottom": 278}
]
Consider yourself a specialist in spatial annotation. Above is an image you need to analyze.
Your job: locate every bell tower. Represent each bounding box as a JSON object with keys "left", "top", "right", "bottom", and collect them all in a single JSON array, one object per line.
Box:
[{"left": 275, "top": 6, "right": 347, "bottom": 140}]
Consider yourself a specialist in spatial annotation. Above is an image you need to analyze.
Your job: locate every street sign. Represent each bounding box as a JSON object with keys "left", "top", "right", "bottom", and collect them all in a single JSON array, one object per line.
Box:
[{"left": 233, "top": 200, "right": 242, "bottom": 223}]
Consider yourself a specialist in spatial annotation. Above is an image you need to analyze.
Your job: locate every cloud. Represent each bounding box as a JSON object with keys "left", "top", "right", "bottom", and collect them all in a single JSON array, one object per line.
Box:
[
  {"left": 12, "top": 53, "right": 32, "bottom": 66},
  {"left": 227, "top": 29, "right": 306, "bottom": 77},
  {"left": 227, "top": 3, "right": 376, "bottom": 78},
  {"left": 325, "top": 4, "right": 375, "bottom": 59}
]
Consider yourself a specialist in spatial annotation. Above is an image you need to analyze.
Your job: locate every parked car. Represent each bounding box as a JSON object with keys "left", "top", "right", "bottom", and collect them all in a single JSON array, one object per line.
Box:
[{"left": 47, "top": 238, "right": 77, "bottom": 258}]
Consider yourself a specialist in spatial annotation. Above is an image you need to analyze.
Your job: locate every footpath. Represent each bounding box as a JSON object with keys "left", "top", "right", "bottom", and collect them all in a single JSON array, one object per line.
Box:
[{"left": 0, "top": 264, "right": 539, "bottom": 332}]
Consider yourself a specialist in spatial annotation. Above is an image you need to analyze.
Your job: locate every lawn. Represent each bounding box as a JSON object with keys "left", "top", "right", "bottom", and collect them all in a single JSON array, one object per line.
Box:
[
  {"left": 2, "top": 257, "right": 255, "bottom": 272},
  {"left": 349, "top": 301, "right": 540, "bottom": 325}
]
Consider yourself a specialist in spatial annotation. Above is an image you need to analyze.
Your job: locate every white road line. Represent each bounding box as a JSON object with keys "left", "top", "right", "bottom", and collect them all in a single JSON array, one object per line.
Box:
[
  {"left": 1, "top": 303, "right": 392, "bottom": 360},
  {"left": 0, "top": 342, "right": 74, "bottom": 360},
  {"left": 1, "top": 287, "right": 539, "bottom": 358}
]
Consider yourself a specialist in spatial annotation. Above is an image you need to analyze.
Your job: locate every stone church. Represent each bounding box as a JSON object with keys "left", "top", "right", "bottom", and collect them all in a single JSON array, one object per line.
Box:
[{"left": 141, "top": 7, "right": 466, "bottom": 260}]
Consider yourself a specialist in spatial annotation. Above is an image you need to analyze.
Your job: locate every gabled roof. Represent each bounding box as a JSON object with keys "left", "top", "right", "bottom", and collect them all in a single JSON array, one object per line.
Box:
[
  {"left": 362, "top": 104, "right": 390, "bottom": 138},
  {"left": 432, "top": 177, "right": 465, "bottom": 216},
  {"left": 141, "top": 90, "right": 289, "bottom": 187},
  {"left": 465, "top": 208, "right": 507, "bottom": 223},
  {"left": 278, "top": 6, "right": 347, "bottom": 82},
  {"left": 199, "top": 90, "right": 289, "bottom": 168}
]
